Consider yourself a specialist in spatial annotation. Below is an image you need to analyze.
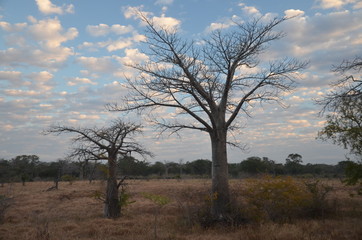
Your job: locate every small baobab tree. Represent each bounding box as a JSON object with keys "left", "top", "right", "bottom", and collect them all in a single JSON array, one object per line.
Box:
[
  {"left": 44, "top": 118, "right": 152, "bottom": 218},
  {"left": 111, "top": 11, "right": 307, "bottom": 221}
]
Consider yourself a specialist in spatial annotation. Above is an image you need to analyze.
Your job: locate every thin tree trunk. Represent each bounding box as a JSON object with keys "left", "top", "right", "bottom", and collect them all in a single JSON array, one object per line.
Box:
[
  {"left": 210, "top": 130, "right": 230, "bottom": 220},
  {"left": 104, "top": 155, "right": 120, "bottom": 218},
  {"left": 88, "top": 160, "right": 97, "bottom": 184}
]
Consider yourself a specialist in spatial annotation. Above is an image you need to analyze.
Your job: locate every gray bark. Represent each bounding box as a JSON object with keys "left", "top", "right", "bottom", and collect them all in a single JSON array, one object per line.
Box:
[
  {"left": 210, "top": 126, "right": 230, "bottom": 219},
  {"left": 104, "top": 154, "right": 120, "bottom": 218}
]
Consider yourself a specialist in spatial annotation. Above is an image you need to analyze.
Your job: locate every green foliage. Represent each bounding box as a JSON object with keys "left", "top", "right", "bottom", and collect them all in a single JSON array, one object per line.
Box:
[
  {"left": 142, "top": 193, "right": 171, "bottom": 239},
  {"left": 61, "top": 174, "right": 76, "bottom": 184},
  {"left": 92, "top": 187, "right": 135, "bottom": 210},
  {"left": 119, "top": 187, "right": 136, "bottom": 208},
  {"left": 143, "top": 193, "right": 171, "bottom": 206},
  {"left": 343, "top": 161, "right": 362, "bottom": 195},
  {"left": 240, "top": 157, "right": 268, "bottom": 174},
  {"left": 318, "top": 98, "right": 362, "bottom": 156},
  {"left": 92, "top": 190, "right": 105, "bottom": 202}
]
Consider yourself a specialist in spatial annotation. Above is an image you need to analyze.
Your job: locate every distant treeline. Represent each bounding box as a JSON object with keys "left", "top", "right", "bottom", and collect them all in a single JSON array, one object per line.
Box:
[{"left": 0, "top": 154, "right": 350, "bottom": 184}]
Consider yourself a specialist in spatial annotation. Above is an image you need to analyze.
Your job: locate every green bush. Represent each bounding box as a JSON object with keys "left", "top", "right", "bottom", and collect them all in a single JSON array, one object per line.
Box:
[{"left": 119, "top": 187, "right": 136, "bottom": 208}]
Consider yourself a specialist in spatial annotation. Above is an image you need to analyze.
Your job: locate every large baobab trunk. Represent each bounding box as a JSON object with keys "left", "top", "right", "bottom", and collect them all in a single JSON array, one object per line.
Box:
[
  {"left": 210, "top": 129, "right": 230, "bottom": 220},
  {"left": 104, "top": 154, "right": 120, "bottom": 218}
]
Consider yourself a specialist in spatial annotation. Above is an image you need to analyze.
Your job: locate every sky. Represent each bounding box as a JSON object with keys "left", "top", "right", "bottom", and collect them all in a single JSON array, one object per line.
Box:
[{"left": 0, "top": 0, "right": 361, "bottom": 165}]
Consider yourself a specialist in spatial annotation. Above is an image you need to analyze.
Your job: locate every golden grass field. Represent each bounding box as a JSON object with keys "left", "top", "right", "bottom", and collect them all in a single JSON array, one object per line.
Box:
[{"left": 0, "top": 178, "right": 361, "bottom": 240}]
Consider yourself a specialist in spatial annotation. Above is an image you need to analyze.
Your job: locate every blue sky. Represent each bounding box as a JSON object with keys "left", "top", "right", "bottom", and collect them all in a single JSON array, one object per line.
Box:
[{"left": 0, "top": 0, "right": 361, "bottom": 164}]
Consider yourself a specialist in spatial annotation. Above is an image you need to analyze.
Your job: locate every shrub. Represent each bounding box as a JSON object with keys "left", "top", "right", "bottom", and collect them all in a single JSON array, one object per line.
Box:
[
  {"left": 343, "top": 161, "right": 362, "bottom": 196},
  {"left": 304, "top": 180, "right": 336, "bottom": 218},
  {"left": 61, "top": 174, "right": 76, "bottom": 184},
  {"left": 242, "top": 176, "right": 336, "bottom": 222},
  {"left": 119, "top": 186, "right": 136, "bottom": 208},
  {"left": 243, "top": 175, "right": 311, "bottom": 222},
  {"left": 143, "top": 193, "right": 171, "bottom": 239}
]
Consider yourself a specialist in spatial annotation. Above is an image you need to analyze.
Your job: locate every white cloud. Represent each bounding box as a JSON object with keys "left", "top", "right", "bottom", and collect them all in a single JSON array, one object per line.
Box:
[
  {"left": 315, "top": 0, "right": 345, "bottom": 9},
  {"left": 123, "top": 6, "right": 180, "bottom": 31},
  {"left": 86, "top": 24, "right": 133, "bottom": 37},
  {"left": 284, "top": 9, "right": 305, "bottom": 18},
  {"left": 238, "top": 3, "right": 262, "bottom": 17},
  {"left": 4, "top": 89, "right": 40, "bottom": 97},
  {"left": 0, "top": 21, "right": 27, "bottom": 32},
  {"left": 80, "top": 33, "right": 146, "bottom": 52},
  {"left": 124, "top": 48, "right": 148, "bottom": 63},
  {"left": 86, "top": 24, "right": 109, "bottom": 37},
  {"left": 314, "top": 0, "right": 362, "bottom": 9},
  {"left": 152, "top": 14, "right": 181, "bottom": 30},
  {"left": 76, "top": 56, "right": 120, "bottom": 73},
  {"left": 268, "top": 8, "right": 362, "bottom": 76},
  {"left": 155, "top": 0, "right": 174, "bottom": 5},
  {"left": 106, "top": 39, "right": 133, "bottom": 52},
  {"left": 0, "top": 71, "right": 22, "bottom": 86},
  {"left": 28, "top": 18, "right": 78, "bottom": 48},
  {"left": 0, "top": 17, "right": 78, "bottom": 70},
  {"left": 111, "top": 24, "right": 134, "bottom": 35},
  {"left": 67, "top": 77, "right": 97, "bottom": 86},
  {"left": 35, "top": 0, "right": 74, "bottom": 15}
]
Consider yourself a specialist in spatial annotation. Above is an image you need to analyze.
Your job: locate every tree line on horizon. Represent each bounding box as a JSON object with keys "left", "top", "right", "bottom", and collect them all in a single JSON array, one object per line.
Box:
[{"left": 0, "top": 154, "right": 351, "bottom": 185}]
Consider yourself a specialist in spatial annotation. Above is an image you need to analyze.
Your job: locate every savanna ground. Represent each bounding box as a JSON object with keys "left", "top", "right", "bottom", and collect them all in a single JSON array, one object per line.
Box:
[{"left": 0, "top": 178, "right": 361, "bottom": 240}]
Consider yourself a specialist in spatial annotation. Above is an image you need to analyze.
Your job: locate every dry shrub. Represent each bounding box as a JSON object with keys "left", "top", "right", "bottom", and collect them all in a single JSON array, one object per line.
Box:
[
  {"left": 242, "top": 175, "right": 336, "bottom": 223},
  {"left": 304, "top": 180, "right": 337, "bottom": 218}
]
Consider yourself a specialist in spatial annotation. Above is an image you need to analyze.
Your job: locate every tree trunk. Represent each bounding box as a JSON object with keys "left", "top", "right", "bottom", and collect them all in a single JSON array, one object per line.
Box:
[
  {"left": 210, "top": 129, "right": 230, "bottom": 220},
  {"left": 104, "top": 155, "right": 120, "bottom": 218}
]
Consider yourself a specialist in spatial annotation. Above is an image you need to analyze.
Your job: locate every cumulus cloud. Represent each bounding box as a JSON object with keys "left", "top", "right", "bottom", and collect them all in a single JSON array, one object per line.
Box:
[
  {"left": 284, "top": 9, "right": 305, "bottom": 18},
  {"left": 27, "top": 71, "right": 55, "bottom": 92},
  {"left": 155, "top": 0, "right": 174, "bottom": 5},
  {"left": 267, "top": 8, "right": 362, "bottom": 77},
  {"left": 28, "top": 17, "right": 78, "bottom": 48},
  {"left": 80, "top": 33, "right": 146, "bottom": 52},
  {"left": 0, "top": 71, "right": 22, "bottom": 86},
  {"left": 152, "top": 14, "right": 181, "bottom": 30},
  {"left": 118, "top": 48, "right": 149, "bottom": 65},
  {"left": 0, "top": 17, "right": 78, "bottom": 70},
  {"left": 238, "top": 3, "right": 262, "bottom": 17},
  {"left": 67, "top": 77, "right": 97, "bottom": 86},
  {"left": 204, "top": 15, "right": 242, "bottom": 32},
  {"left": 76, "top": 56, "right": 121, "bottom": 74},
  {"left": 35, "top": 0, "right": 74, "bottom": 15},
  {"left": 123, "top": 6, "right": 181, "bottom": 31},
  {"left": 86, "top": 24, "right": 133, "bottom": 37}
]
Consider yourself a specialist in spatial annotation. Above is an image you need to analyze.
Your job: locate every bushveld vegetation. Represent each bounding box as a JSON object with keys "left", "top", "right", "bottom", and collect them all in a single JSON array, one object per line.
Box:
[
  {"left": 0, "top": 154, "right": 353, "bottom": 185},
  {"left": 0, "top": 177, "right": 361, "bottom": 240}
]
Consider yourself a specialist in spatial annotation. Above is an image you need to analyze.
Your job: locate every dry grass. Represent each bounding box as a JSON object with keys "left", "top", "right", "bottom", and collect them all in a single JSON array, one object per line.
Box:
[{"left": 0, "top": 178, "right": 361, "bottom": 240}]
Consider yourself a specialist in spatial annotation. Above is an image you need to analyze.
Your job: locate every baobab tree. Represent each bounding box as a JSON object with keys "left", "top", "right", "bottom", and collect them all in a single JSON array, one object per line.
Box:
[
  {"left": 112, "top": 13, "right": 307, "bottom": 220},
  {"left": 45, "top": 118, "right": 152, "bottom": 218}
]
